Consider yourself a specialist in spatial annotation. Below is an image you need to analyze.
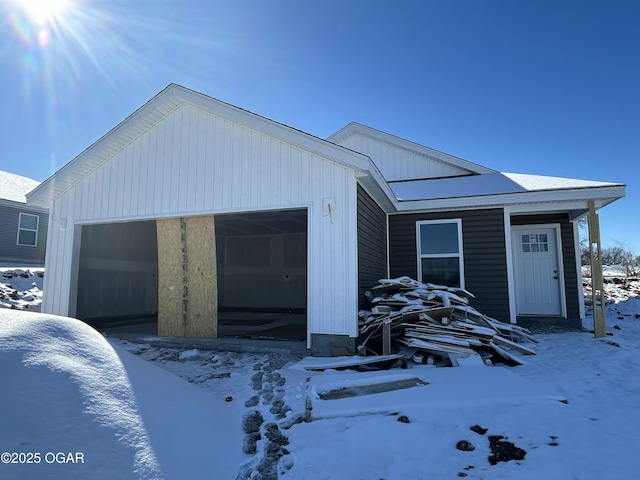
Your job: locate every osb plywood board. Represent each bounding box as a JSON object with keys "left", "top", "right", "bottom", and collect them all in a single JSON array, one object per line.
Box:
[
  {"left": 157, "top": 218, "right": 183, "bottom": 336},
  {"left": 156, "top": 216, "right": 218, "bottom": 337},
  {"left": 185, "top": 215, "right": 218, "bottom": 337}
]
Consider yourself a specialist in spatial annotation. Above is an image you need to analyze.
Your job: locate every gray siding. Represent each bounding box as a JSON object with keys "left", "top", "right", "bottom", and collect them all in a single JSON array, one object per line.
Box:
[
  {"left": 357, "top": 185, "right": 388, "bottom": 309},
  {"left": 511, "top": 213, "right": 580, "bottom": 327},
  {"left": 388, "top": 208, "right": 510, "bottom": 322},
  {"left": 0, "top": 203, "right": 48, "bottom": 265}
]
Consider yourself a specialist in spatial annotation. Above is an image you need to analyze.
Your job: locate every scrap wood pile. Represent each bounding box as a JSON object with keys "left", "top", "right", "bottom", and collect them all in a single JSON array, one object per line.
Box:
[{"left": 358, "top": 276, "right": 539, "bottom": 367}]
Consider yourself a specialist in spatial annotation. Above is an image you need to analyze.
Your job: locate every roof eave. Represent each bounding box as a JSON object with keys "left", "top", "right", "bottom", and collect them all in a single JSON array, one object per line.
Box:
[
  {"left": 393, "top": 184, "right": 626, "bottom": 214},
  {"left": 1, "top": 197, "right": 48, "bottom": 212}
]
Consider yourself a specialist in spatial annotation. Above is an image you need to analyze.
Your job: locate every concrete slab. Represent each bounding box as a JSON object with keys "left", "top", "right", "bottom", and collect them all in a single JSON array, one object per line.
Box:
[{"left": 100, "top": 320, "right": 311, "bottom": 356}]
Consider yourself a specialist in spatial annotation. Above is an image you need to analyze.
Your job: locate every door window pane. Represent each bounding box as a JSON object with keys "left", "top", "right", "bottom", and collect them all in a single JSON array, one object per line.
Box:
[{"left": 521, "top": 231, "right": 549, "bottom": 254}]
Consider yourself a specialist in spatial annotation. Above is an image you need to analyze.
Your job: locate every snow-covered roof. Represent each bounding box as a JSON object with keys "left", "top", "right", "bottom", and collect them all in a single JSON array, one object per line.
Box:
[
  {"left": 390, "top": 172, "right": 624, "bottom": 201},
  {"left": 389, "top": 171, "right": 625, "bottom": 216},
  {"left": 0, "top": 170, "right": 40, "bottom": 204}
]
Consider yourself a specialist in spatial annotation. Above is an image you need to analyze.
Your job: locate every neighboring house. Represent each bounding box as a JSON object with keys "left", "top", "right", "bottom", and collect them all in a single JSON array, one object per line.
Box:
[
  {"left": 26, "top": 84, "right": 625, "bottom": 354},
  {"left": 0, "top": 170, "right": 48, "bottom": 265}
]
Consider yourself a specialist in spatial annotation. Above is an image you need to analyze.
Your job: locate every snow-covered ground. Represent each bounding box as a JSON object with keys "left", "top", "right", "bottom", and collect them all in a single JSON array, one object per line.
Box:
[
  {"left": 1, "top": 268, "right": 640, "bottom": 479},
  {"left": 0, "top": 267, "right": 43, "bottom": 311}
]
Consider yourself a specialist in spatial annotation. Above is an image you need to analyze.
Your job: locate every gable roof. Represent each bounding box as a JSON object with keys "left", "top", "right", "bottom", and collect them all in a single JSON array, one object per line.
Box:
[
  {"left": 27, "top": 84, "right": 625, "bottom": 217},
  {"left": 28, "top": 84, "right": 388, "bottom": 209},
  {"left": 0, "top": 170, "right": 40, "bottom": 205},
  {"left": 328, "top": 122, "right": 495, "bottom": 181}
]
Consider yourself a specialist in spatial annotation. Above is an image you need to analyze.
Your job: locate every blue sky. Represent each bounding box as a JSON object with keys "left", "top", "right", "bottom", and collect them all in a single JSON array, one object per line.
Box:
[{"left": 1, "top": 0, "right": 638, "bottom": 252}]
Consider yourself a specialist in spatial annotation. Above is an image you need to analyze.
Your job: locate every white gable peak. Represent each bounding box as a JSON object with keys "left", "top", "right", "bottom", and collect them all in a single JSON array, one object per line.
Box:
[{"left": 328, "top": 122, "right": 495, "bottom": 182}]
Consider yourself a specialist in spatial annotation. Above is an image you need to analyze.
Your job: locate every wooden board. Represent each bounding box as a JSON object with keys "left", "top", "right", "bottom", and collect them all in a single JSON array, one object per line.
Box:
[
  {"left": 304, "top": 354, "right": 404, "bottom": 371},
  {"left": 157, "top": 218, "right": 183, "bottom": 336},
  {"left": 318, "top": 377, "right": 428, "bottom": 400},
  {"left": 185, "top": 215, "right": 218, "bottom": 337},
  {"left": 419, "top": 306, "right": 454, "bottom": 322},
  {"left": 488, "top": 343, "right": 524, "bottom": 366},
  {"left": 405, "top": 330, "right": 484, "bottom": 348},
  {"left": 157, "top": 216, "right": 218, "bottom": 337},
  {"left": 492, "top": 334, "right": 537, "bottom": 355},
  {"left": 397, "top": 337, "right": 478, "bottom": 356}
]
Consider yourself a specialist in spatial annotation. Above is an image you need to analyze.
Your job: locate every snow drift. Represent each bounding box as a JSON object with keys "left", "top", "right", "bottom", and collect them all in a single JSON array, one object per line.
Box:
[{"left": 0, "top": 310, "right": 243, "bottom": 480}]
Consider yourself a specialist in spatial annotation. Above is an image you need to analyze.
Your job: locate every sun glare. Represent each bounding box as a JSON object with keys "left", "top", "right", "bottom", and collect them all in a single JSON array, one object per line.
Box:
[
  {"left": 6, "top": 0, "right": 71, "bottom": 48},
  {"left": 18, "top": 0, "right": 69, "bottom": 24}
]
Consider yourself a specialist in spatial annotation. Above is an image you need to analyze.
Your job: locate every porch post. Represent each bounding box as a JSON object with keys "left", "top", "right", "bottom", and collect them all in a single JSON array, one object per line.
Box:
[{"left": 588, "top": 201, "right": 606, "bottom": 338}]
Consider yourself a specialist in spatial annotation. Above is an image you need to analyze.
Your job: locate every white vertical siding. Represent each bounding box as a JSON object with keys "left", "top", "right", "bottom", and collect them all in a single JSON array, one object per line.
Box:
[
  {"left": 42, "top": 195, "right": 77, "bottom": 316},
  {"left": 42, "top": 103, "right": 359, "bottom": 337},
  {"left": 336, "top": 132, "right": 471, "bottom": 182}
]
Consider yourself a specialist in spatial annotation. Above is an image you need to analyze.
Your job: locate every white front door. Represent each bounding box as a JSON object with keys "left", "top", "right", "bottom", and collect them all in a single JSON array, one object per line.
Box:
[{"left": 512, "top": 226, "right": 564, "bottom": 316}]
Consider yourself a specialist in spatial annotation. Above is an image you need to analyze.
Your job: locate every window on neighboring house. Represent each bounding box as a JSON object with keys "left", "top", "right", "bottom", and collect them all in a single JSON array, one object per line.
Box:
[
  {"left": 17, "top": 213, "right": 39, "bottom": 247},
  {"left": 416, "top": 219, "right": 464, "bottom": 287}
]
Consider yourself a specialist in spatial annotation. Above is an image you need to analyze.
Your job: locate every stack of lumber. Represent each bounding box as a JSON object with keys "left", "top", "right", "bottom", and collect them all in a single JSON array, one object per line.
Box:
[{"left": 358, "top": 276, "right": 538, "bottom": 367}]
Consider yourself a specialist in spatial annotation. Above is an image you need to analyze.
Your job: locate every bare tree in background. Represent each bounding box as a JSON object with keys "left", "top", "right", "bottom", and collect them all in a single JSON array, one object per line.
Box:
[{"left": 579, "top": 219, "right": 639, "bottom": 278}]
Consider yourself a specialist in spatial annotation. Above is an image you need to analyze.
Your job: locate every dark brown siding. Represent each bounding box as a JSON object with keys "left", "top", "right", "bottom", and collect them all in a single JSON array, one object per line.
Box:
[
  {"left": 511, "top": 213, "right": 580, "bottom": 326},
  {"left": 389, "top": 208, "right": 510, "bottom": 322},
  {"left": 357, "top": 185, "right": 388, "bottom": 309}
]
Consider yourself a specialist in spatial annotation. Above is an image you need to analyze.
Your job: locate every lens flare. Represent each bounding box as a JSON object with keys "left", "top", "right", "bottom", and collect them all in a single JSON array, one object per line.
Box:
[
  {"left": 19, "top": 0, "right": 69, "bottom": 25},
  {"left": 1, "top": 0, "right": 238, "bottom": 177},
  {"left": 6, "top": 0, "right": 69, "bottom": 50}
]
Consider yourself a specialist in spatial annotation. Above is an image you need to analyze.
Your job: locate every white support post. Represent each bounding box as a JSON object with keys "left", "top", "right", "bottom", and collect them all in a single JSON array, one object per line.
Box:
[{"left": 588, "top": 201, "right": 606, "bottom": 338}]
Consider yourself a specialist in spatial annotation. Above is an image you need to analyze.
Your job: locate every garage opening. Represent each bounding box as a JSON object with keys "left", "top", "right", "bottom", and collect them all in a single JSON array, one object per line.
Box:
[
  {"left": 75, "top": 221, "right": 158, "bottom": 325},
  {"left": 215, "top": 208, "right": 307, "bottom": 342}
]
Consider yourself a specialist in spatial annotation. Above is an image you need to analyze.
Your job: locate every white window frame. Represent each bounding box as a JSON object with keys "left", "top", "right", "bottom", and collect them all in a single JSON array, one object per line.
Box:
[
  {"left": 416, "top": 219, "right": 465, "bottom": 288},
  {"left": 17, "top": 213, "right": 39, "bottom": 247}
]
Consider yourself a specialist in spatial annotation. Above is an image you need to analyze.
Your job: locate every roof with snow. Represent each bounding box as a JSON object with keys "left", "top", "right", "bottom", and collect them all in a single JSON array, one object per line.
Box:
[
  {"left": 0, "top": 170, "right": 40, "bottom": 204},
  {"left": 391, "top": 172, "right": 624, "bottom": 202},
  {"left": 327, "top": 123, "right": 625, "bottom": 215}
]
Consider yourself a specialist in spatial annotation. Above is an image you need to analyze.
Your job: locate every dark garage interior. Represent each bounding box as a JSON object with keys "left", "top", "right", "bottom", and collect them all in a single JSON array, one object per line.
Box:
[
  {"left": 75, "top": 221, "right": 158, "bottom": 323},
  {"left": 214, "top": 208, "right": 308, "bottom": 342},
  {"left": 76, "top": 210, "right": 308, "bottom": 341}
]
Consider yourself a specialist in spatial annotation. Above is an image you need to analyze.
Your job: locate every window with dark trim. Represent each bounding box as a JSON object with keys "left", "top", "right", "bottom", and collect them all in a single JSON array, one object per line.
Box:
[
  {"left": 416, "top": 219, "right": 464, "bottom": 287},
  {"left": 17, "top": 213, "right": 39, "bottom": 247}
]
